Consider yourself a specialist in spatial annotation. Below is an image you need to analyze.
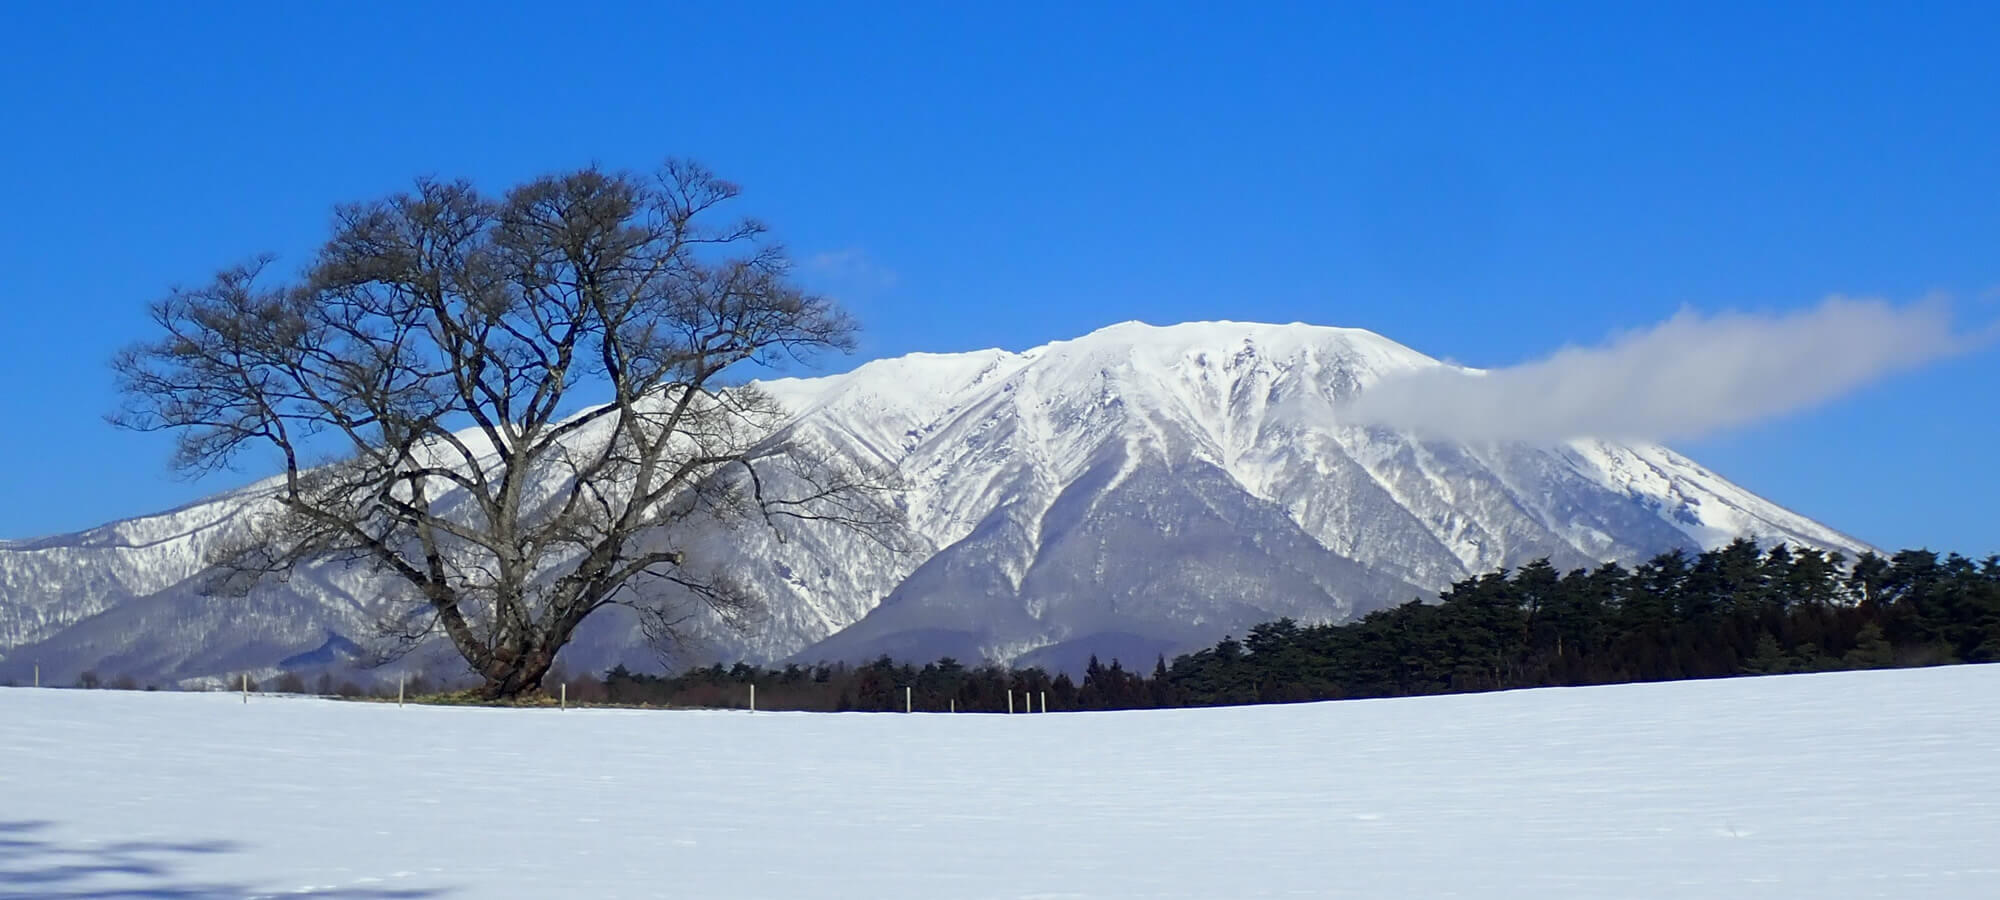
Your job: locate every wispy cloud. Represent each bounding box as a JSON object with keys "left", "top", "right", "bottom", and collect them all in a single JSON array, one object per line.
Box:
[
  {"left": 1340, "top": 297, "right": 1993, "bottom": 443},
  {"left": 801, "top": 248, "right": 900, "bottom": 290}
]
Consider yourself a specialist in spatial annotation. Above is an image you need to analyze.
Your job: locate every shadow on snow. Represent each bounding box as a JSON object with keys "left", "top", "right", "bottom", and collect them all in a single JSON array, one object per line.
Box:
[{"left": 0, "top": 820, "right": 449, "bottom": 899}]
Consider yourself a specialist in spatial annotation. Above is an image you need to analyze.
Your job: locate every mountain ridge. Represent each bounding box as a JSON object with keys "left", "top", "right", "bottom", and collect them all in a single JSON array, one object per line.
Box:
[{"left": 0, "top": 320, "right": 1870, "bottom": 683}]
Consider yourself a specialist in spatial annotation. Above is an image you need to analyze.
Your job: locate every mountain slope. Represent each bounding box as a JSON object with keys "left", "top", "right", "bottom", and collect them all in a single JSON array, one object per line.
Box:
[
  {"left": 768, "top": 321, "right": 1866, "bottom": 667},
  {"left": 0, "top": 320, "right": 1869, "bottom": 684}
]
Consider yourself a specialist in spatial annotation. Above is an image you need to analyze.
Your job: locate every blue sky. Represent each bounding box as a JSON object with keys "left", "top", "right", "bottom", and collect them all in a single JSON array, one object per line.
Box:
[{"left": 1, "top": 2, "right": 1994, "bottom": 552}]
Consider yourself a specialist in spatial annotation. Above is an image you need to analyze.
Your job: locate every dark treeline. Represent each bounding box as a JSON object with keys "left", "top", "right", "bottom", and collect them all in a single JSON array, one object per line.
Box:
[
  {"left": 594, "top": 654, "right": 1173, "bottom": 712},
  {"left": 597, "top": 541, "right": 2000, "bottom": 711},
  {"left": 1166, "top": 541, "right": 2000, "bottom": 705},
  {"left": 38, "top": 541, "right": 2000, "bottom": 710}
]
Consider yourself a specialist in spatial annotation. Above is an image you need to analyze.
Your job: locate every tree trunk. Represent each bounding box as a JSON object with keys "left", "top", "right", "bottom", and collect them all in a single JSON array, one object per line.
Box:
[{"left": 474, "top": 645, "right": 556, "bottom": 701}]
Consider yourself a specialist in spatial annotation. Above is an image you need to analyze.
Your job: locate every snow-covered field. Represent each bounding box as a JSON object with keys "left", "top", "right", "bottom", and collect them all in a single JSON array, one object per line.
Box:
[{"left": 4, "top": 666, "right": 1997, "bottom": 899}]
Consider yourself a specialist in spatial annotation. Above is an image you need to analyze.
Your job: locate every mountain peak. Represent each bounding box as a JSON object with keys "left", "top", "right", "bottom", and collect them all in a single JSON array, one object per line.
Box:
[
  {"left": 1056, "top": 318, "right": 1420, "bottom": 359},
  {"left": 761, "top": 319, "right": 1443, "bottom": 417}
]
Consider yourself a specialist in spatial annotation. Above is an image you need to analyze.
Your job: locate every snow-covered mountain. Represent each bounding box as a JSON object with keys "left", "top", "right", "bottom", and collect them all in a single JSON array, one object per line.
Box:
[{"left": 0, "top": 321, "right": 1868, "bottom": 684}]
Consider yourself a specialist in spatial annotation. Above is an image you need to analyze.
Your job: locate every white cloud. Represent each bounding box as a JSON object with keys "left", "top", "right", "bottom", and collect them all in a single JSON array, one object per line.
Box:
[
  {"left": 802, "top": 248, "right": 900, "bottom": 290},
  {"left": 1340, "top": 297, "right": 1992, "bottom": 443}
]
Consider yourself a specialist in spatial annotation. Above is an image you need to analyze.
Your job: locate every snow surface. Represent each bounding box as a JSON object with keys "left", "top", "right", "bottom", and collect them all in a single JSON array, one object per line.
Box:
[{"left": 4, "top": 665, "right": 1997, "bottom": 898}]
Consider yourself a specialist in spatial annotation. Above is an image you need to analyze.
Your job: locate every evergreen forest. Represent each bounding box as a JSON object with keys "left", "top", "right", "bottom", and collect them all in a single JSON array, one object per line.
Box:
[{"left": 590, "top": 540, "right": 2000, "bottom": 711}]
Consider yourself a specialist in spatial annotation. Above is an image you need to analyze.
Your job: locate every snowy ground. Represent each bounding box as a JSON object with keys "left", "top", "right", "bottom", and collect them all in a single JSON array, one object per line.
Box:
[{"left": 3, "top": 666, "right": 1998, "bottom": 899}]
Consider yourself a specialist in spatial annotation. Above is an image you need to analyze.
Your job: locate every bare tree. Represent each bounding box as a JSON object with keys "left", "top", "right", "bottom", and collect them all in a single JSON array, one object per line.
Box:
[{"left": 113, "top": 160, "right": 900, "bottom": 699}]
